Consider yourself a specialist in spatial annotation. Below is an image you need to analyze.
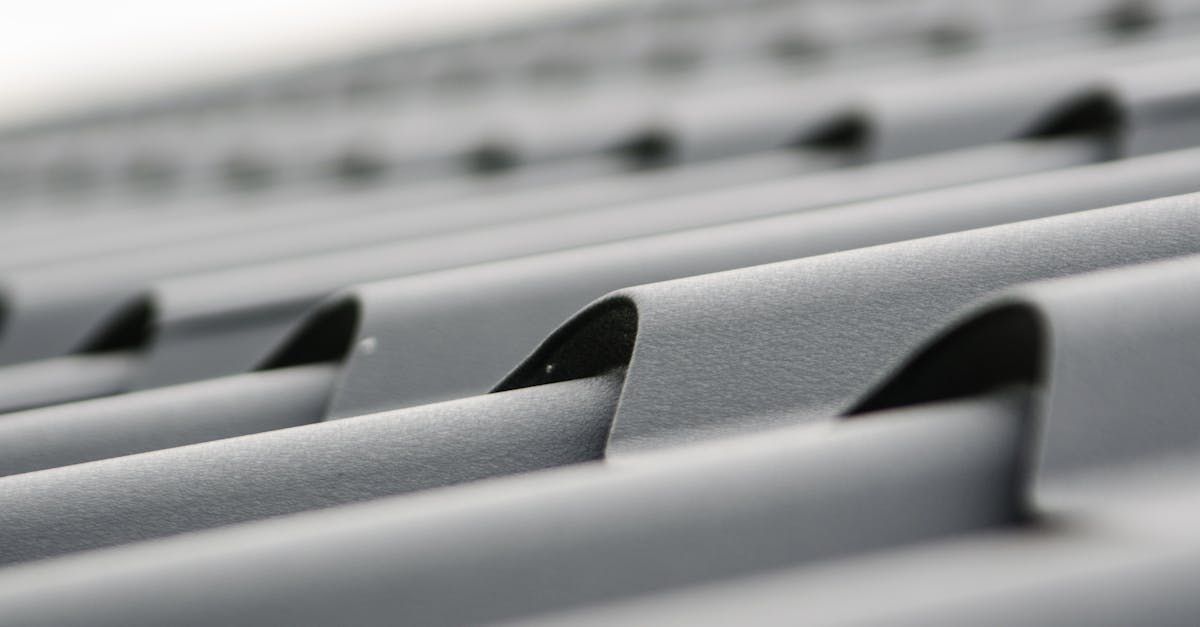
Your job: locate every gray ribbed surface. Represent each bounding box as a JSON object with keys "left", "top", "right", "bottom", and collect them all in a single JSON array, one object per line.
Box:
[{"left": 1, "top": 1, "right": 1200, "bottom": 624}]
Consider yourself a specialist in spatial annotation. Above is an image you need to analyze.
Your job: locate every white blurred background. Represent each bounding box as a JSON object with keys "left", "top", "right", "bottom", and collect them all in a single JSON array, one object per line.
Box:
[{"left": 0, "top": 0, "right": 600, "bottom": 126}]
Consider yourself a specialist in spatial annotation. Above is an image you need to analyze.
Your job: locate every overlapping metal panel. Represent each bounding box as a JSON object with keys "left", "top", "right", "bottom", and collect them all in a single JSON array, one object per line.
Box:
[{"left": 0, "top": 1, "right": 1199, "bottom": 624}]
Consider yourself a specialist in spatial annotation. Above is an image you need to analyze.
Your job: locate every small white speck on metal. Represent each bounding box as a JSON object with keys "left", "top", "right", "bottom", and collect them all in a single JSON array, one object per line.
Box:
[{"left": 358, "top": 336, "right": 378, "bottom": 355}]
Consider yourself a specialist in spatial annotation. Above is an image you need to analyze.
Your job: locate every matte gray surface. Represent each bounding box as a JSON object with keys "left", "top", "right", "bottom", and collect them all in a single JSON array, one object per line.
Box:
[
  {"left": 285, "top": 147, "right": 1200, "bottom": 417},
  {"left": 0, "top": 364, "right": 337, "bottom": 477},
  {"left": 497, "top": 192, "right": 1200, "bottom": 454},
  {"left": 0, "top": 391, "right": 1026, "bottom": 626},
  {"left": 3, "top": 2, "right": 1200, "bottom": 624},
  {"left": 0, "top": 351, "right": 139, "bottom": 414},
  {"left": 0, "top": 371, "right": 621, "bottom": 565},
  {"left": 519, "top": 253, "right": 1200, "bottom": 626},
  {"left": 0, "top": 158, "right": 628, "bottom": 272},
  {"left": 0, "top": 187, "right": 1196, "bottom": 489},
  {"left": 0, "top": 193, "right": 1195, "bottom": 569},
  {"left": 12, "top": 34, "right": 1200, "bottom": 368},
  {"left": 129, "top": 136, "right": 1104, "bottom": 386}
]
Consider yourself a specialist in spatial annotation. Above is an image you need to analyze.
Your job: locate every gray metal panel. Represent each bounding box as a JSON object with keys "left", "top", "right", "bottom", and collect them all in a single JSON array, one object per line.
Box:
[
  {"left": 518, "top": 252, "right": 1200, "bottom": 626},
  {"left": 0, "top": 157, "right": 630, "bottom": 272},
  {"left": 0, "top": 193, "right": 1197, "bottom": 567},
  {"left": 3, "top": 3, "right": 1200, "bottom": 623},
  {"left": 0, "top": 144, "right": 830, "bottom": 365},
  {"left": 8, "top": 34, "right": 1200, "bottom": 368},
  {"left": 0, "top": 352, "right": 140, "bottom": 414},
  {"left": 2, "top": 146, "right": 1194, "bottom": 463},
  {"left": 0, "top": 371, "right": 621, "bottom": 566},
  {"left": 4, "top": 247, "right": 1190, "bottom": 627},
  {"left": 7, "top": 240, "right": 1200, "bottom": 624},
  {"left": 516, "top": 501, "right": 1200, "bottom": 626},
  {"left": 130, "top": 136, "right": 1102, "bottom": 385},
  {"left": 0, "top": 390, "right": 1025, "bottom": 626},
  {"left": 9, "top": 31, "right": 1200, "bottom": 305},
  {"left": 496, "top": 192, "right": 1200, "bottom": 454},
  {"left": 0, "top": 364, "right": 336, "bottom": 477},
  {"left": 290, "top": 147, "right": 1200, "bottom": 418}
]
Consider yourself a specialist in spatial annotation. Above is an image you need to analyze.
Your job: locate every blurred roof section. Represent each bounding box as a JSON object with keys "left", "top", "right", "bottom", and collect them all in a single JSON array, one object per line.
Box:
[
  {"left": 0, "top": 0, "right": 607, "bottom": 129},
  {"left": 6, "top": 0, "right": 1199, "bottom": 213}
]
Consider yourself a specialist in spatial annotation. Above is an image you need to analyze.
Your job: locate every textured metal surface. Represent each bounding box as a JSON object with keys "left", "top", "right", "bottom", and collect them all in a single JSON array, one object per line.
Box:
[{"left": 1, "top": 0, "right": 1199, "bottom": 624}]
